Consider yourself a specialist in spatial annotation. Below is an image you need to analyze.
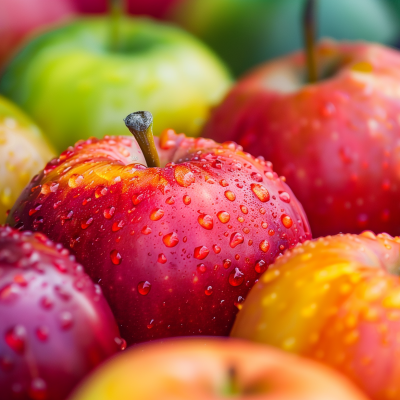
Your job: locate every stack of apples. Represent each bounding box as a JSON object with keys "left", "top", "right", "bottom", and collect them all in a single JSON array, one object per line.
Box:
[{"left": 2, "top": 0, "right": 400, "bottom": 400}]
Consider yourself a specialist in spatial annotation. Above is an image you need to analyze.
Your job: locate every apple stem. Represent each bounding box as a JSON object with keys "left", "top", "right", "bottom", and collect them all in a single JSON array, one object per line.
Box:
[
  {"left": 303, "top": 0, "right": 318, "bottom": 83},
  {"left": 124, "top": 111, "right": 161, "bottom": 168},
  {"left": 225, "top": 366, "right": 241, "bottom": 395},
  {"left": 109, "top": 0, "right": 125, "bottom": 52}
]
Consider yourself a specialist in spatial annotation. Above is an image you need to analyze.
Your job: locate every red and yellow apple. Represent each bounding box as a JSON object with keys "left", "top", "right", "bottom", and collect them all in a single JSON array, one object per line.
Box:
[
  {"left": 204, "top": 40, "right": 400, "bottom": 237},
  {"left": 0, "top": 95, "right": 55, "bottom": 223},
  {"left": 232, "top": 231, "right": 400, "bottom": 400},
  {"left": 7, "top": 112, "right": 311, "bottom": 345},
  {"left": 0, "top": 226, "right": 123, "bottom": 400},
  {"left": 69, "top": 337, "right": 367, "bottom": 400}
]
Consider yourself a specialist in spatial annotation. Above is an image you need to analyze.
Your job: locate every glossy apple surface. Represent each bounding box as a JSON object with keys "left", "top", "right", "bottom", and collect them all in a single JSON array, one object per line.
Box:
[
  {"left": 0, "top": 95, "right": 55, "bottom": 224},
  {"left": 69, "top": 337, "right": 367, "bottom": 400},
  {"left": 232, "top": 231, "right": 400, "bottom": 400},
  {"left": 0, "top": 17, "right": 231, "bottom": 152},
  {"left": 0, "top": 0, "right": 75, "bottom": 67},
  {"left": 170, "top": 0, "right": 399, "bottom": 76},
  {"left": 7, "top": 125, "right": 311, "bottom": 345},
  {"left": 0, "top": 226, "right": 123, "bottom": 400},
  {"left": 204, "top": 40, "right": 400, "bottom": 237}
]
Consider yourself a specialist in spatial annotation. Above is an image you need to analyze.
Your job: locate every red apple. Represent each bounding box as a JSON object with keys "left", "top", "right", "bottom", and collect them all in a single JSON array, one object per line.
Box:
[
  {"left": 232, "top": 231, "right": 400, "bottom": 400},
  {"left": 203, "top": 40, "right": 400, "bottom": 237},
  {"left": 7, "top": 112, "right": 311, "bottom": 346},
  {"left": 0, "top": 0, "right": 76, "bottom": 67},
  {"left": 69, "top": 337, "right": 368, "bottom": 400},
  {"left": 0, "top": 226, "right": 123, "bottom": 400}
]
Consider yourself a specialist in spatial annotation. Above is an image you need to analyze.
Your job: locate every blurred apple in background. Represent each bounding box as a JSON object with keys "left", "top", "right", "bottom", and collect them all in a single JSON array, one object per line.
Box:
[
  {"left": 0, "top": 0, "right": 76, "bottom": 68},
  {"left": 169, "top": 0, "right": 400, "bottom": 76},
  {"left": 0, "top": 14, "right": 231, "bottom": 152},
  {"left": 0, "top": 95, "right": 54, "bottom": 224},
  {"left": 69, "top": 338, "right": 367, "bottom": 400}
]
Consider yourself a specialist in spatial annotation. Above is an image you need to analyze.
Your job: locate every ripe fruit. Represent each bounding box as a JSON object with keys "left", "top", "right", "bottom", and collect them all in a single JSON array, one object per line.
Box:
[
  {"left": 69, "top": 337, "right": 367, "bottom": 400},
  {"left": 0, "top": 95, "right": 54, "bottom": 224},
  {"left": 169, "top": 0, "right": 399, "bottom": 76},
  {"left": 7, "top": 112, "right": 311, "bottom": 345},
  {"left": 232, "top": 231, "right": 400, "bottom": 400},
  {"left": 0, "top": 226, "right": 122, "bottom": 400},
  {"left": 0, "top": 17, "right": 231, "bottom": 152},
  {"left": 203, "top": 40, "right": 400, "bottom": 237}
]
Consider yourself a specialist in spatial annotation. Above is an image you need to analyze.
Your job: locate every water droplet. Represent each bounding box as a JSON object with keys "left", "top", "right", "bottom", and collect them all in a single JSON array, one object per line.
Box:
[
  {"left": 114, "top": 337, "right": 127, "bottom": 350},
  {"left": 243, "top": 227, "right": 250, "bottom": 234},
  {"left": 0, "top": 355, "right": 13, "bottom": 372},
  {"left": 251, "top": 183, "right": 270, "bottom": 202},
  {"left": 217, "top": 211, "right": 230, "bottom": 224},
  {"left": 259, "top": 240, "right": 270, "bottom": 253},
  {"left": 198, "top": 214, "right": 213, "bottom": 230},
  {"left": 259, "top": 208, "right": 266, "bottom": 214},
  {"left": 95, "top": 185, "right": 108, "bottom": 198},
  {"left": 141, "top": 226, "right": 152, "bottom": 235},
  {"left": 268, "top": 229, "right": 275, "bottom": 236},
  {"left": 60, "top": 312, "right": 73, "bottom": 329},
  {"left": 147, "top": 319, "right": 155, "bottom": 329},
  {"left": 29, "top": 204, "right": 42, "bottom": 216},
  {"left": 213, "top": 245, "right": 221, "bottom": 254},
  {"left": 234, "top": 296, "right": 245, "bottom": 310},
  {"left": 251, "top": 172, "right": 263, "bottom": 182},
  {"left": 132, "top": 193, "right": 144, "bottom": 205},
  {"left": 104, "top": 207, "right": 115, "bottom": 219},
  {"left": 223, "top": 259, "right": 232, "bottom": 269},
  {"left": 175, "top": 166, "right": 195, "bottom": 187},
  {"left": 81, "top": 217, "right": 93, "bottom": 230},
  {"left": 229, "top": 268, "right": 244, "bottom": 286},
  {"left": 36, "top": 326, "right": 49, "bottom": 341},
  {"left": 205, "top": 286, "right": 213, "bottom": 295},
  {"left": 29, "top": 377, "right": 47, "bottom": 400},
  {"left": 158, "top": 254, "right": 167, "bottom": 264},
  {"left": 163, "top": 232, "right": 179, "bottom": 247},
  {"left": 138, "top": 281, "right": 151, "bottom": 295},
  {"left": 110, "top": 250, "right": 122, "bottom": 265},
  {"left": 183, "top": 195, "right": 191, "bottom": 205},
  {"left": 230, "top": 232, "right": 244, "bottom": 248},
  {"left": 219, "top": 179, "right": 229, "bottom": 187},
  {"left": 68, "top": 174, "right": 84, "bottom": 188},
  {"left": 194, "top": 246, "right": 209, "bottom": 260},
  {"left": 112, "top": 220, "right": 125, "bottom": 232},
  {"left": 197, "top": 263, "right": 207, "bottom": 273},
  {"left": 40, "top": 296, "right": 53, "bottom": 309},
  {"left": 224, "top": 191, "right": 236, "bottom": 201},
  {"left": 240, "top": 205, "right": 248, "bottom": 214},
  {"left": 255, "top": 260, "right": 268, "bottom": 274},
  {"left": 5, "top": 325, "right": 26, "bottom": 354},
  {"left": 279, "top": 191, "right": 291, "bottom": 203},
  {"left": 165, "top": 196, "right": 175, "bottom": 205},
  {"left": 281, "top": 214, "right": 293, "bottom": 228},
  {"left": 237, "top": 216, "right": 244, "bottom": 223},
  {"left": 279, "top": 244, "right": 285, "bottom": 251},
  {"left": 150, "top": 209, "right": 164, "bottom": 221}
]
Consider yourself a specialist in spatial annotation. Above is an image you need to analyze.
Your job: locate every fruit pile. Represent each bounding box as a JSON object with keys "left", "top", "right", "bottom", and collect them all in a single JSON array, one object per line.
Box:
[{"left": 1, "top": 0, "right": 400, "bottom": 399}]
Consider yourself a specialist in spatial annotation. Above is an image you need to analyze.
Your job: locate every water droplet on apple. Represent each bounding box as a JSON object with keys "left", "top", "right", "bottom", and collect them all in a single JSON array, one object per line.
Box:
[
  {"left": 230, "top": 232, "right": 244, "bottom": 248},
  {"left": 141, "top": 226, "right": 152, "bottom": 235},
  {"left": 138, "top": 281, "right": 151, "bottom": 295},
  {"left": 229, "top": 268, "right": 244, "bottom": 286},
  {"left": 81, "top": 217, "right": 93, "bottom": 230},
  {"left": 104, "top": 207, "right": 115, "bottom": 219},
  {"left": 147, "top": 319, "right": 155, "bottom": 329},
  {"left": 224, "top": 191, "right": 236, "bottom": 201},
  {"left": 259, "top": 240, "right": 270, "bottom": 253},
  {"left": 281, "top": 214, "right": 293, "bottom": 228},
  {"left": 240, "top": 205, "right": 248, "bottom": 214},
  {"left": 251, "top": 183, "right": 270, "bottom": 202},
  {"left": 234, "top": 296, "right": 245, "bottom": 309},
  {"left": 197, "top": 263, "right": 207, "bottom": 273},
  {"left": 279, "top": 191, "right": 291, "bottom": 203},
  {"left": 5, "top": 325, "right": 26, "bottom": 354},
  {"left": 29, "top": 377, "right": 47, "bottom": 400},
  {"left": 212, "top": 245, "right": 221, "bottom": 254},
  {"left": 165, "top": 196, "right": 175, "bottom": 205},
  {"left": 110, "top": 250, "right": 122, "bottom": 265},
  {"left": 150, "top": 209, "right": 164, "bottom": 221},
  {"left": 183, "top": 195, "right": 191, "bottom": 205},
  {"left": 219, "top": 179, "right": 229, "bottom": 187},
  {"left": 163, "top": 232, "right": 179, "bottom": 247},
  {"left": 68, "top": 174, "right": 84, "bottom": 188},
  {"left": 251, "top": 172, "right": 263, "bottom": 182},
  {"left": 217, "top": 211, "right": 230, "bottom": 223},
  {"left": 175, "top": 165, "right": 195, "bottom": 187},
  {"left": 36, "top": 326, "right": 49, "bottom": 341},
  {"left": 194, "top": 246, "right": 209, "bottom": 260},
  {"left": 157, "top": 254, "right": 167, "bottom": 264},
  {"left": 95, "top": 185, "right": 108, "bottom": 198},
  {"left": 198, "top": 214, "right": 213, "bottom": 230},
  {"left": 223, "top": 259, "right": 232, "bottom": 269},
  {"left": 254, "top": 260, "right": 267, "bottom": 274},
  {"left": 205, "top": 285, "right": 213, "bottom": 295},
  {"left": 114, "top": 337, "right": 127, "bottom": 350},
  {"left": 132, "top": 193, "right": 144, "bottom": 205}
]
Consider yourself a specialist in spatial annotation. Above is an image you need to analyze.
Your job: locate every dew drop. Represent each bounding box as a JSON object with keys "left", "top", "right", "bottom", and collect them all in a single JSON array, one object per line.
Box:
[
  {"left": 183, "top": 195, "right": 191, "bottom": 205},
  {"left": 175, "top": 166, "right": 195, "bottom": 187},
  {"left": 255, "top": 260, "right": 268, "bottom": 274},
  {"left": 251, "top": 172, "right": 263, "bottom": 182},
  {"left": 158, "top": 254, "right": 167, "bottom": 264},
  {"left": 163, "top": 232, "right": 179, "bottom": 247},
  {"left": 240, "top": 205, "right": 248, "bottom": 214},
  {"left": 138, "top": 281, "right": 151, "bottom": 295},
  {"left": 36, "top": 326, "right": 49, "bottom": 341},
  {"left": 60, "top": 312, "right": 73, "bottom": 329},
  {"left": 281, "top": 214, "right": 293, "bottom": 228},
  {"left": 217, "top": 211, "right": 230, "bottom": 223},
  {"left": 234, "top": 296, "right": 245, "bottom": 310},
  {"left": 198, "top": 214, "right": 213, "bottom": 230},
  {"left": 194, "top": 246, "right": 210, "bottom": 260},
  {"left": 104, "top": 207, "right": 115, "bottom": 219},
  {"left": 81, "top": 218, "right": 93, "bottom": 230},
  {"left": 112, "top": 220, "right": 125, "bottom": 232},
  {"left": 5, "top": 325, "right": 26, "bottom": 354},
  {"left": 205, "top": 285, "right": 213, "bottom": 295},
  {"left": 141, "top": 226, "right": 152, "bottom": 235},
  {"left": 219, "top": 179, "right": 229, "bottom": 187},
  {"left": 224, "top": 190, "right": 236, "bottom": 201},
  {"left": 197, "top": 263, "right": 207, "bottom": 273},
  {"left": 251, "top": 183, "right": 270, "bottom": 202},
  {"left": 165, "top": 196, "right": 175, "bottom": 205},
  {"left": 279, "top": 191, "right": 291, "bottom": 203},
  {"left": 237, "top": 216, "right": 244, "bottom": 223},
  {"left": 68, "top": 174, "right": 84, "bottom": 188},
  {"left": 213, "top": 245, "right": 221, "bottom": 254},
  {"left": 230, "top": 232, "right": 244, "bottom": 248},
  {"left": 229, "top": 268, "right": 244, "bottom": 286},
  {"left": 95, "top": 185, "right": 108, "bottom": 198},
  {"left": 261, "top": 222, "right": 268, "bottom": 229},
  {"left": 40, "top": 296, "right": 53, "bottom": 309},
  {"left": 150, "top": 209, "right": 164, "bottom": 221},
  {"left": 223, "top": 259, "right": 232, "bottom": 269},
  {"left": 259, "top": 240, "right": 270, "bottom": 253},
  {"left": 29, "top": 377, "right": 47, "bottom": 400},
  {"left": 243, "top": 227, "right": 250, "bottom": 234},
  {"left": 132, "top": 193, "right": 144, "bottom": 205},
  {"left": 114, "top": 337, "right": 127, "bottom": 350},
  {"left": 110, "top": 250, "right": 122, "bottom": 265},
  {"left": 29, "top": 204, "right": 42, "bottom": 216},
  {"left": 147, "top": 319, "right": 155, "bottom": 329}
]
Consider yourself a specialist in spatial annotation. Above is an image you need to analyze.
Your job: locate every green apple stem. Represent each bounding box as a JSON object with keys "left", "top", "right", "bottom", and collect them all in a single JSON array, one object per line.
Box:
[
  {"left": 303, "top": 0, "right": 318, "bottom": 83},
  {"left": 124, "top": 111, "right": 161, "bottom": 168},
  {"left": 223, "top": 366, "right": 241, "bottom": 396},
  {"left": 109, "top": 0, "right": 125, "bottom": 52}
]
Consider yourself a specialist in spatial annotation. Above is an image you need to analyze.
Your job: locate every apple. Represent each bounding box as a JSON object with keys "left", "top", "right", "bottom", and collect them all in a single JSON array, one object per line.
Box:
[
  {"left": 0, "top": 95, "right": 55, "bottom": 224},
  {"left": 0, "top": 226, "right": 123, "bottom": 400},
  {"left": 169, "top": 0, "right": 400, "bottom": 76},
  {"left": 6, "top": 111, "right": 311, "bottom": 346},
  {"left": 203, "top": 39, "right": 400, "bottom": 238},
  {"left": 0, "top": 0, "right": 76, "bottom": 67},
  {"left": 0, "top": 15, "right": 232, "bottom": 152},
  {"left": 68, "top": 337, "right": 367, "bottom": 400},
  {"left": 231, "top": 231, "right": 400, "bottom": 400}
]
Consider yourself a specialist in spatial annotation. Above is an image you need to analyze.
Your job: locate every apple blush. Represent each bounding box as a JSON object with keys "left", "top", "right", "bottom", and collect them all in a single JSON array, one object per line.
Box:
[
  {"left": 0, "top": 226, "right": 123, "bottom": 400},
  {"left": 7, "top": 111, "right": 311, "bottom": 346}
]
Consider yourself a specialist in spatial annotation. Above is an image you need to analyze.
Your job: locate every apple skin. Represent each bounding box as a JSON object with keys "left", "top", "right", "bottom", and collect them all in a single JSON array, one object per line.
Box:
[
  {"left": 0, "top": 226, "right": 123, "bottom": 400},
  {"left": 68, "top": 337, "right": 367, "bottom": 400},
  {"left": 0, "top": 95, "right": 55, "bottom": 224},
  {"left": 169, "top": 0, "right": 400, "bottom": 77},
  {"left": 0, "top": 17, "right": 232, "bottom": 152},
  {"left": 6, "top": 128, "right": 311, "bottom": 346},
  {"left": 0, "top": 0, "right": 75, "bottom": 67},
  {"left": 203, "top": 40, "right": 400, "bottom": 238},
  {"left": 231, "top": 231, "right": 400, "bottom": 400}
]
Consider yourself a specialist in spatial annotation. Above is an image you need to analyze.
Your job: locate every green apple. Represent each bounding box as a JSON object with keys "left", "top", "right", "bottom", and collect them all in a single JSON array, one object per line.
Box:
[
  {"left": 0, "top": 95, "right": 54, "bottom": 223},
  {"left": 169, "top": 0, "right": 400, "bottom": 76},
  {"left": 0, "top": 17, "right": 232, "bottom": 151}
]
